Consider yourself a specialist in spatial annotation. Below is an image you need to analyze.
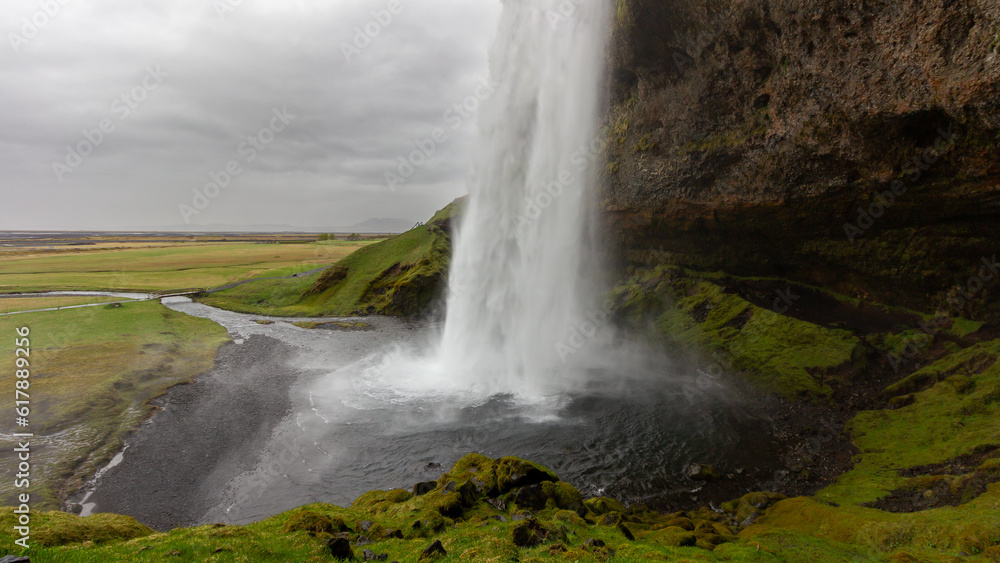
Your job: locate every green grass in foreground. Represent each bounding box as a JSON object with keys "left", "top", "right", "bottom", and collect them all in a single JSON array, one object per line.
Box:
[
  {"left": 744, "top": 341, "right": 1000, "bottom": 558},
  {"left": 0, "top": 241, "right": 375, "bottom": 293},
  {"left": 0, "top": 301, "right": 230, "bottom": 509},
  {"left": 3, "top": 453, "right": 998, "bottom": 562}
]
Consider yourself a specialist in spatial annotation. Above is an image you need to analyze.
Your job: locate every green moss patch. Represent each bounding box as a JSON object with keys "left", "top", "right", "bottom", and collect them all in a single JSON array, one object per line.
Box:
[{"left": 612, "top": 267, "right": 862, "bottom": 400}]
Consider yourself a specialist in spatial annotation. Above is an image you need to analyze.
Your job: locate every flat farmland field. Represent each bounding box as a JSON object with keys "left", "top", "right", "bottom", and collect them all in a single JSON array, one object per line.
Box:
[{"left": 0, "top": 240, "right": 378, "bottom": 293}]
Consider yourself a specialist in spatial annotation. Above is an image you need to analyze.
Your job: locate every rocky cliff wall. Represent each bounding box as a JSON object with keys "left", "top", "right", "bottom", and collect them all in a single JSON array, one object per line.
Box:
[{"left": 605, "top": 0, "right": 1000, "bottom": 319}]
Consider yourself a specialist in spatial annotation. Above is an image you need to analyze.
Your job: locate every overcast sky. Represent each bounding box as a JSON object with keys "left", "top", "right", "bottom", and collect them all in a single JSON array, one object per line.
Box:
[{"left": 0, "top": 0, "right": 500, "bottom": 230}]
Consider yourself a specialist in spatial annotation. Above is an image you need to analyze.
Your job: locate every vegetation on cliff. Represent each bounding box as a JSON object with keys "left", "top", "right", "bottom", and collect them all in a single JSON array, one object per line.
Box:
[{"left": 196, "top": 199, "right": 462, "bottom": 317}]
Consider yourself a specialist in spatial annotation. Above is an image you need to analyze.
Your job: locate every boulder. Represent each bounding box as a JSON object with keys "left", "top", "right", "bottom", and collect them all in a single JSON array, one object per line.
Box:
[
  {"left": 513, "top": 484, "right": 548, "bottom": 510},
  {"left": 327, "top": 537, "right": 354, "bottom": 560},
  {"left": 413, "top": 481, "right": 437, "bottom": 496},
  {"left": 419, "top": 539, "right": 447, "bottom": 560}
]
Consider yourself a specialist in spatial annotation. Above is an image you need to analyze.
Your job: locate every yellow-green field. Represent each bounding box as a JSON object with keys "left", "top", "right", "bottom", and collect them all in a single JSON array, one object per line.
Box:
[
  {"left": 0, "top": 296, "right": 127, "bottom": 314},
  {"left": 0, "top": 301, "right": 230, "bottom": 509},
  {"left": 0, "top": 240, "right": 377, "bottom": 294}
]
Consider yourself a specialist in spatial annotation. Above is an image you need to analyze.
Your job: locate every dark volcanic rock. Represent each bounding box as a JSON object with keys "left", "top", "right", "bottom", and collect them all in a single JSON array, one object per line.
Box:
[
  {"left": 419, "top": 539, "right": 447, "bottom": 560},
  {"left": 512, "top": 518, "right": 550, "bottom": 547},
  {"left": 606, "top": 0, "right": 1000, "bottom": 318},
  {"left": 412, "top": 481, "right": 437, "bottom": 496},
  {"left": 513, "top": 484, "right": 549, "bottom": 510},
  {"left": 327, "top": 537, "right": 354, "bottom": 560}
]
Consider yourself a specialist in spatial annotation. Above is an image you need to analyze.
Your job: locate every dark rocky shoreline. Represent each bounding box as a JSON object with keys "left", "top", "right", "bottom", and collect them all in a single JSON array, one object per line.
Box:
[{"left": 79, "top": 336, "right": 298, "bottom": 531}]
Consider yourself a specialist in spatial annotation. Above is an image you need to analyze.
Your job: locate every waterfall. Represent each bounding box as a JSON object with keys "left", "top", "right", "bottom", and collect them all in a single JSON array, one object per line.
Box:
[{"left": 436, "top": 0, "right": 611, "bottom": 399}]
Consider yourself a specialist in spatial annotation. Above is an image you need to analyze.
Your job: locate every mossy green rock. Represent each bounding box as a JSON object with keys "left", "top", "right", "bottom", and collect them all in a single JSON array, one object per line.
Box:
[
  {"left": 491, "top": 456, "right": 559, "bottom": 495},
  {"left": 642, "top": 526, "right": 698, "bottom": 547},
  {"left": 584, "top": 496, "right": 627, "bottom": 515},
  {"left": 541, "top": 481, "right": 583, "bottom": 510}
]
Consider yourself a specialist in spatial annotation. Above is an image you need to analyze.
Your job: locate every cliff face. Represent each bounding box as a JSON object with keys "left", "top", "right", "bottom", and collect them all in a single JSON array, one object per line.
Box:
[{"left": 605, "top": 0, "right": 1000, "bottom": 319}]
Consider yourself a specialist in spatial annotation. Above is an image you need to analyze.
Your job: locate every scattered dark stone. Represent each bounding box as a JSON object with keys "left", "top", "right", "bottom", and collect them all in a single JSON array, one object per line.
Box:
[
  {"left": 166, "top": 551, "right": 181, "bottom": 557},
  {"left": 512, "top": 513, "right": 527, "bottom": 522},
  {"left": 385, "top": 528, "right": 404, "bottom": 539},
  {"left": 513, "top": 484, "right": 548, "bottom": 510},
  {"left": 491, "top": 514, "right": 508, "bottom": 523},
  {"left": 419, "top": 539, "right": 447, "bottom": 560},
  {"left": 356, "top": 536, "right": 372, "bottom": 546},
  {"left": 327, "top": 537, "right": 355, "bottom": 560},
  {"left": 0, "top": 557, "right": 31, "bottom": 563},
  {"left": 362, "top": 548, "right": 388, "bottom": 561},
  {"left": 442, "top": 480, "right": 457, "bottom": 492},
  {"left": 512, "top": 518, "right": 549, "bottom": 547},
  {"left": 424, "top": 462, "right": 441, "bottom": 471},
  {"left": 357, "top": 520, "right": 374, "bottom": 532},
  {"left": 70, "top": 503, "right": 83, "bottom": 514},
  {"left": 584, "top": 538, "right": 606, "bottom": 548},
  {"left": 487, "top": 497, "right": 506, "bottom": 511},
  {"left": 619, "top": 523, "right": 635, "bottom": 541},
  {"left": 741, "top": 512, "right": 758, "bottom": 528},
  {"left": 864, "top": 447, "right": 1000, "bottom": 513},
  {"left": 413, "top": 481, "right": 437, "bottom": 496}
]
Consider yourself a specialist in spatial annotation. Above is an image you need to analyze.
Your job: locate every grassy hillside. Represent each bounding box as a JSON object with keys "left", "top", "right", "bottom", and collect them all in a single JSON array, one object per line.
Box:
[{"left": 197, "top": 199, "right": 463, "bottom": 317}]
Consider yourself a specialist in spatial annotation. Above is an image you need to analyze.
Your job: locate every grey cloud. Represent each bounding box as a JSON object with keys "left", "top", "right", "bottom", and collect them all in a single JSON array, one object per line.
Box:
[{"left": 0, "top": 0, "right": 499, "bottom": 230}]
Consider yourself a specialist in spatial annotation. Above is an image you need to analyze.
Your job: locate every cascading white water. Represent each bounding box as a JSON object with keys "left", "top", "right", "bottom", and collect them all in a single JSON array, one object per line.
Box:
[
  {"left": 355, "top": 0, "right": 612, "bottom": 405},
  {"left": 436, "top": 0, "right": 611, "bottom": 398}
]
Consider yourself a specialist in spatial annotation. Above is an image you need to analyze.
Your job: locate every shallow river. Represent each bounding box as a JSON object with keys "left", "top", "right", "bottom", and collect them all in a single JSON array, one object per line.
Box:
[{"left": 75, "top": 297, "right": 779, "bottom": 530}]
